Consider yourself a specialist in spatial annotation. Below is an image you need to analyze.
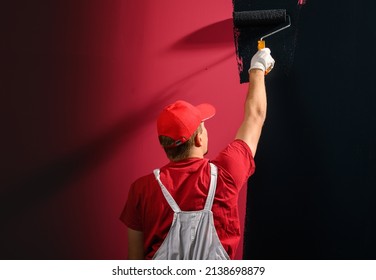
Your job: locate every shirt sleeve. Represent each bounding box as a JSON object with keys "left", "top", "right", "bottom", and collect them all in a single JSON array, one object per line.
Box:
[
  {"left": 211, "top": 139, "right": 256, "bottom": 189},
  {"left": 119, "top": 181, "right": 143, "bottom": 231}
]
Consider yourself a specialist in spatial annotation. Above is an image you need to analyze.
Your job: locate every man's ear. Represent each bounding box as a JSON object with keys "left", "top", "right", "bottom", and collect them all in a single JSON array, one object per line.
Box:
[{"left": 194, "top": 132, "right": 202, "bottom": 147}]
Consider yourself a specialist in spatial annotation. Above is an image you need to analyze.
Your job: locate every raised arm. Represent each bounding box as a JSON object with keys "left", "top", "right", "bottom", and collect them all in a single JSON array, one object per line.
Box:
[{"left": 235, "top": 48, "right": 275, "bottom": 157}]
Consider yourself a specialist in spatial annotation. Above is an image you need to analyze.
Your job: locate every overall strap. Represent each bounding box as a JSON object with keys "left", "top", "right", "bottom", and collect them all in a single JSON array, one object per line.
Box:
[
  {"left": 153, "top": 169, "right": 181, "bottom": 213},
  {"left": 204, "top": 163, "right": 218, "bottom": 211},
  {"left": 153, "top": 163, "right": 218, "bottom": 212}
]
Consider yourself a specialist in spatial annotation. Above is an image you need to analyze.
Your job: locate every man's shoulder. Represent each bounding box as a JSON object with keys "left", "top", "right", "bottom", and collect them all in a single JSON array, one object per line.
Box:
[
  {"left": 131, "top": 172, "right": 156, "bottom": 190},
  {"left": 211, "top": 139, "right": 255, "bottom": 187},
  {"left": 219, "top": 139, "right": 253, "bottom": 158}
]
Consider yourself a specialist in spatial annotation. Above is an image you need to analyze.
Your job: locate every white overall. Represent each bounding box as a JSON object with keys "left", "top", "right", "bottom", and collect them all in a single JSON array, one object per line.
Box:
[{"left": 152, "top": 163, "right": 230, "bottom": 260}]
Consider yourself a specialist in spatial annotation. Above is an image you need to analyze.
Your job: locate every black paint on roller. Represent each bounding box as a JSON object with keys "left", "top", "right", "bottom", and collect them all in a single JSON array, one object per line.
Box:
[
  {"left": 232, "top": 5, "right": 295, "bottom": 83},
  {"left": 232, "top": 9, "right": 288, "bottom": 83},
  {"left": 233, "top": 9, "right": 286, "bottom": 27}
]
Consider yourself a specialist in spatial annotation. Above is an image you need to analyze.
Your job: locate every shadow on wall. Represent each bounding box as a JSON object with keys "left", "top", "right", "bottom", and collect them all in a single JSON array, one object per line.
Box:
[
  {"left": 0, "top": 20, "right": 236, "bottom": 227},
  {"left": 169, "top": 19, "right": 234, "bottom": 51},
  {"left": 0, "top": 104, "right": 151, "bottom": 221}
]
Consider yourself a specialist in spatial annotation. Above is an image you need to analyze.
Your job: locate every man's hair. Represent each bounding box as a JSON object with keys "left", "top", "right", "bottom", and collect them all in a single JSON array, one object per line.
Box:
[{"left": 159, "top": 125, "right": 202, "bottom": 161}]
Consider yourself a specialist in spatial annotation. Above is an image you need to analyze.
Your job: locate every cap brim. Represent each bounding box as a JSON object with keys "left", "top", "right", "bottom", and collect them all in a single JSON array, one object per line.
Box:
[{"left": 196, "top": 103, "right": 216, "bottom": 121}]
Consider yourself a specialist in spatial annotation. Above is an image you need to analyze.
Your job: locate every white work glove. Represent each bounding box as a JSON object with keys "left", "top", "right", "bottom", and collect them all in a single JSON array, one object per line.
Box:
[{"left": 248, "top": 48, "right": 275, "bottom": 74}]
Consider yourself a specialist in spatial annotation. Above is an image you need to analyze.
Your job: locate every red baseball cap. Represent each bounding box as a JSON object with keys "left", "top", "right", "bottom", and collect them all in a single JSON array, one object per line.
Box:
[{"left": 157, "top": 100, "right": 215, "bottom": 147}]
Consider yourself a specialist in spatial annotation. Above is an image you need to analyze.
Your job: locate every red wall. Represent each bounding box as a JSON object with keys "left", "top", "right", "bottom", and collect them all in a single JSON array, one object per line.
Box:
[{"left": 2, "top": 0, "right": 251, "bottom": 259}]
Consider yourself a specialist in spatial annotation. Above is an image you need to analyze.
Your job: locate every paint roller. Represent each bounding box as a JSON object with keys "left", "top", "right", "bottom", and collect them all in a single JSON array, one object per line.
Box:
[{"left": 233, "top": 9, "right": 291, "bottom": 73}]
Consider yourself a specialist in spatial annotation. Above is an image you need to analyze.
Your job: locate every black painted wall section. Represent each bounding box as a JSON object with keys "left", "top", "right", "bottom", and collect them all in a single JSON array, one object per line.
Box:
[{"left": 238, "top": 0, "right": 376, "bottom": 259}]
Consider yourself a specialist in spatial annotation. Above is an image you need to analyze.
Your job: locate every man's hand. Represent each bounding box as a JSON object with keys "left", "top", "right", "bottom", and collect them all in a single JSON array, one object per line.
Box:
[{"left": 249, "top": 48, "right": 275, "bottom": 74}]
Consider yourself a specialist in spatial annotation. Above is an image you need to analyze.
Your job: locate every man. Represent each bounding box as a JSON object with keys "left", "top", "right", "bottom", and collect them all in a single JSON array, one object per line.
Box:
[{"left": 120, "top": 48, "right": 275, "bottom": 259}]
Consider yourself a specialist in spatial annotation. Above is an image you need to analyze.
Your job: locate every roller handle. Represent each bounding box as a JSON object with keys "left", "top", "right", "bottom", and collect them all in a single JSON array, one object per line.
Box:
[
  {"left": 257, "top": 40, "right": 265, "bottom": 50},
  {"left": 257, "top": 40, "right": 272, "bottom": 75}
]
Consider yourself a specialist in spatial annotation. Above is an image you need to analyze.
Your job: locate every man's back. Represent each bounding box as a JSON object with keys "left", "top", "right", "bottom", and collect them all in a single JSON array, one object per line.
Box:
[
  {"left": 121, "top": 139, "right": 255, "bottom": 259},
  {"left": 152, "top": 163, "right": 229, "bottom": 259}
]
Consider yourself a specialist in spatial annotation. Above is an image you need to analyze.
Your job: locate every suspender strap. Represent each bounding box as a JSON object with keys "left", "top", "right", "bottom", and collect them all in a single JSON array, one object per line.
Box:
[
  {"left": 204, "top": 163, "right": 218, "bottom": 211},
  {"left": 153, "top": 169, "right": 181, "bottom": 213},
  {"left": 153, "top": 163, "right": 218, "bottom": 212}
]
